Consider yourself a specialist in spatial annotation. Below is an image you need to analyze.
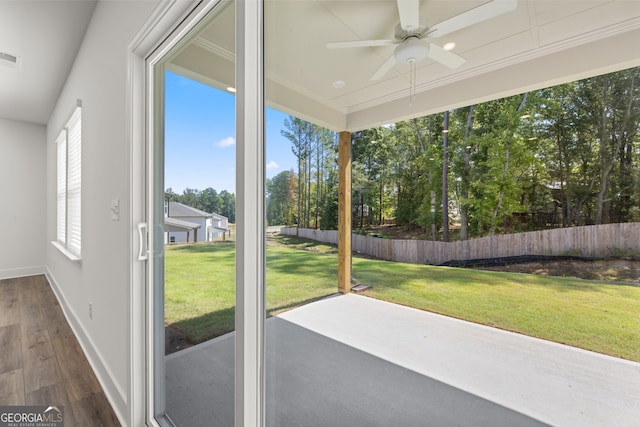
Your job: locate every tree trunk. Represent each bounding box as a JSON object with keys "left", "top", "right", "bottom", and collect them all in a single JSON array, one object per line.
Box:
[
  {"left": 306, "top": 148, "right": 312, "bottom": 228},
  {"left": 315, "top": 136, "right": 321, "bottom": 228},
  {"left": 297, "top": 154, "right": 301, "bottom": 236},
  {"left": 442, "top": 110, "right": 449, "bottom": 242},
  {"left": 595, "top": 162, "right": 614, "bottom": 224},
  {"left": 431, "top": 190, "right": 437, "bottom": 241},
  {"left": 460, "top": 105, "right": 476, "bottom": 241},
  {"left": 379, "top": 175, "right": 384, "bottom": 225}
]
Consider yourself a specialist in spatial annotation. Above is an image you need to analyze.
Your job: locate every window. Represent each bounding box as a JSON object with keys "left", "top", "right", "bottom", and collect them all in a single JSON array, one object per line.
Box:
[{"left": 55, "top": 102, "right": 82, "bottom": 260}]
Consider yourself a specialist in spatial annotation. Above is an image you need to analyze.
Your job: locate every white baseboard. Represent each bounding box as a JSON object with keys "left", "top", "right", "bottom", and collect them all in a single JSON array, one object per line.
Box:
[
  {"left": 0, "top": 265, "right": 45, "bottom": 280},
  {"left": 44, "top": 268, "right": 129, "bottom": 427}
]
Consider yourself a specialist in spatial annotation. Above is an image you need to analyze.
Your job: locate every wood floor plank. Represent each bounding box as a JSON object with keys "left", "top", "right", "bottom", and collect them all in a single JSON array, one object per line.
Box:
[
  {"left": 18, "top": 277, "right": 39, "bottom": 304},
  {"left": 0, "top": 323, "right": 20, "bottom": 347},
  {"left": 0, "top": 296, "right": 20, "bottom": 328},
  {"left": 0, "top": 279, "right": 18, "bottom": 301},
  {"left": 23, "top": 329, "right": 52, "bottom": 352},
  {"left": 42, "top": 304, "right": 73, "bottom": 340},
  {"left": 0, "top": 369, "right": 25, "bottom": 406},
  {"left": 0, "top": 339, "right": 21, "bottom": 375},
  {"left": 52, "top": 336, "right": 101, "bottom": 402},
  {"left": 70, "top": 392, "right": 120, "bottom": 427},
  {"left": 0, "top": 276, "right": 120, "bottom": 426},
  {"left": 31, "top": 275, "right": 51, "bottom": 292},
  {"left": 20, "top": 300, "right": 47, "bottom": 336},
  {"left": 22, "top": 331, "right": 61, "bottom": 393},
  {"left": 26, "top": 382, "right": 77, "bottom": 427},
  {"left": 25, "top": 380, "right": 69, "bottom": 405}
]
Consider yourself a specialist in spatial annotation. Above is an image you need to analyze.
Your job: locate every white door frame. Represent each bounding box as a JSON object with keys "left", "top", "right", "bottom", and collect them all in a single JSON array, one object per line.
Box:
[
  {"left": 128, "top": 0, "right": 266, "bottom": 426},
  {"left": 235, "top": 0, "right": 266, "bottom": 424}
]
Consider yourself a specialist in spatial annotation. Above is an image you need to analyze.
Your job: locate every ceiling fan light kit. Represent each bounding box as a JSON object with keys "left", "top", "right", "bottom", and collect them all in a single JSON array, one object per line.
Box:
[{"left": 394, "top": 37, "right": 429, "bottom": 64}]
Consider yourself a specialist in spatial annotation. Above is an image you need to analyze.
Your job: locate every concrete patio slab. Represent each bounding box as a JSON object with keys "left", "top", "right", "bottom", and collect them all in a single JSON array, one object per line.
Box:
[{"left": 166, "top": 294, "right": 640, "bottom": 426}]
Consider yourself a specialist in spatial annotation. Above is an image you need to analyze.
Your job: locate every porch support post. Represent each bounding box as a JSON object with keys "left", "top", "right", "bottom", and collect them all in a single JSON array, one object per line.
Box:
[{"left": 338, "top": 131, "right": 352, "bottom": 294}]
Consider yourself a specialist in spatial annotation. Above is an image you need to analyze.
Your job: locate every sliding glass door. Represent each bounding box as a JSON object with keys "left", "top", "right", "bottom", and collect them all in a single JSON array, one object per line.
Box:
[{"left": 148, "top": 1, "right": 237, "bottom": 425}]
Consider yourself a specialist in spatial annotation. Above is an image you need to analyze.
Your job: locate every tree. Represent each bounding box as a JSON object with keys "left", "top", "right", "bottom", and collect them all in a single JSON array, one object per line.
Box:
[
  {"left": 199, "top": 187, "right": 222, "bottom": 214},
  {"left": 219, "top": 190, "right": 236, "bottom": 223},
  {"left": 266, "top": 170, "right": 297, "bottom": 226},
  {"left": 351, "top": 126, "right": 397, "bottom": 228},
  {"left": 576, "top": 69, "right": 640, "bottom": 224},
  {"left": 391, "top": 115, "right": 445, "bottom": 236},
  {"left": 178, "top": 188, "right": 201, "bottom": 210},
  {"left": 442, "top": 110, "right": 450, "bottom": 241},
  {"left": 452, "top": 105, "right": 476, "bottom": 240},
  {"left": 282, "top": 116, "right": 312, "bottom": 230},
  {"left": 274, "top": 66, "right": 640, "bottom": 238}
]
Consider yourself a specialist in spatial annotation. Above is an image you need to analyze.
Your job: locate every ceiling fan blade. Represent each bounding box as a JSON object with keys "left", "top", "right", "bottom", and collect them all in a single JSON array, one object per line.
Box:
[
  {"left": 327, "top": 39, "right": 396, "bottom": 49},
  {"left": 428, "top": 44, "right": 465, "bottom": 69},
  {"left": 370, "top": 54, "right": 398, "bottom": 81},
  {"left": 429, "top": 0, "right": 517, "bottom": 38},
  {"left": 397, "top": 0, "right": 420, "bottom": 32}
]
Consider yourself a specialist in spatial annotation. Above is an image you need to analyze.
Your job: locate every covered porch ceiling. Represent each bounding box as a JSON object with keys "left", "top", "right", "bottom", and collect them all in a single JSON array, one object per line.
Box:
[{"left": 168, "top": 0, "right": 640, "bottom": 132}]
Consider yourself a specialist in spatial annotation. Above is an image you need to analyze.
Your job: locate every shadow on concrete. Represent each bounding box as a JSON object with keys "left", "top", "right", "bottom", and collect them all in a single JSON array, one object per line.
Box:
[{"left": 166, "top": 317, "right": 548, "bottom": 427}]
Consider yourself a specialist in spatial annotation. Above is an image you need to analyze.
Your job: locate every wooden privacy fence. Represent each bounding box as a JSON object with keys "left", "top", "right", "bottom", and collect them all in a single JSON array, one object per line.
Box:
[{"left": 281, "top": 223, "right": 640, "bottom": 265}]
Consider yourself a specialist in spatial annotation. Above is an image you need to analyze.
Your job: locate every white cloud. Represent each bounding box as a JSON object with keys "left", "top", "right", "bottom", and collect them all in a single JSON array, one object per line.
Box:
[
  {"left": 217, "top": 136, "right": 235, "bottom": 147},
  {"left": 266, "top": 160, "right": 279, "bottom": 170}
]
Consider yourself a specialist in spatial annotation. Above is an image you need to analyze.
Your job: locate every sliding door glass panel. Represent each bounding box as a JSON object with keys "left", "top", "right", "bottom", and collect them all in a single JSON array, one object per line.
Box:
[
  {"left": 263, "top": 2, "right": 536, "bottom": 426},
  {"left": 264, "top": 1, "right": 349, "bottom": 425},
  {"left": 154, "top": 2, "right": 236, "bottom": 425}
]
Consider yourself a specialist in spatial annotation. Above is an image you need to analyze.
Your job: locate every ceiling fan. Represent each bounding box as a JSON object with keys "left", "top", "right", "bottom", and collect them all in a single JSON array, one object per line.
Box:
[{"left": 327, "top": 0, "right": 518, "bottom": 81}]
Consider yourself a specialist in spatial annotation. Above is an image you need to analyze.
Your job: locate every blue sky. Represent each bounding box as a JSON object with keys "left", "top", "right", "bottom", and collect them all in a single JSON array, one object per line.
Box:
[{"left": 164, "top": 71, "right": 297, "bottom": 194}]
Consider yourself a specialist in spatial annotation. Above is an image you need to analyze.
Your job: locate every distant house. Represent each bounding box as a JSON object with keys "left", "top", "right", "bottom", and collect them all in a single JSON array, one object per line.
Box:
[
  {"left": 164, "top": 200, "right": 228, "bottom": 244},
  {"left": 208, "top": 212, "right": 229, "bottom": 239}
]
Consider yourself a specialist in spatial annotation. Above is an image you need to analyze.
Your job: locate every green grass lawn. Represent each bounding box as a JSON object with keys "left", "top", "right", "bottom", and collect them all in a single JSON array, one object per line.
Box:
[
  {"left": 165, "top": 239, "right": 640, "bottom": 361},
  {"left": 164, "top": 241, "right": 337, "bottom": 343},
  {"left": 353, "top": 259, "right": 640, "bottom": 361}
]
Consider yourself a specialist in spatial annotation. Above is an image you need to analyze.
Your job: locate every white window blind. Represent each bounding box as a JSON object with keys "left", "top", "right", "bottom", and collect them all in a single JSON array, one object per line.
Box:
[
  {"left": 66, "top": 106, "right": 82, "bottom": 257},
  {"left": 56, "top": 130, "right": 67, "bottom": 244},
  {"left": 55, "top": 103, "right": 82, "bottom": 259}
]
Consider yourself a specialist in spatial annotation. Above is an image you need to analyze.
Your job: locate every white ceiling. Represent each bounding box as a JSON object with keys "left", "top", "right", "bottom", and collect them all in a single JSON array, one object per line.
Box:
[
  {"left": 169, "top": 0, "right": 640, "bottom": 131},
  {"left": 0, "top": 1, "right": 96, "bottom": 125},
  {"left": 2, "top": 1, "right": 639, "bottom": 129}
]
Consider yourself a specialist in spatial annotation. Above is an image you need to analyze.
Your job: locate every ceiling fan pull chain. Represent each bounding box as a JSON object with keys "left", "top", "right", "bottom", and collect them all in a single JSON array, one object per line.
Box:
[{"left": 409, "top": 61, "right": 416, "bottom": 106}]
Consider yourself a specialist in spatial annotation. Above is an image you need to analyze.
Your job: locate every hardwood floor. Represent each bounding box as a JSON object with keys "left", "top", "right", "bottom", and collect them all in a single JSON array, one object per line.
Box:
[{"left": 0, "top": 275, "right": 120, "bottom": 426}]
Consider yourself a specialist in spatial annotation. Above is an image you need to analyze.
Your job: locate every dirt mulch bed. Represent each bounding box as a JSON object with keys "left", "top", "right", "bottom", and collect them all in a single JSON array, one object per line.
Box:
[{"left": 467, "top": 258, "right": 640, "bottom": 284}]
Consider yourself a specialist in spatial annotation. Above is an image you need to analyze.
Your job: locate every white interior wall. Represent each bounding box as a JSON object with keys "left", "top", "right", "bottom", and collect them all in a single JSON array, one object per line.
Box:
[
  {"left": 44, "top": 1, "right": 160, "bottom": 424},
  {"left": 0, "top": 118, "right": 46, "bottom": 279}
]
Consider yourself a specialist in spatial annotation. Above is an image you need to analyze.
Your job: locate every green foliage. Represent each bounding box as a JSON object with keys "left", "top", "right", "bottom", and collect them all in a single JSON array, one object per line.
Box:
[
  {"left": 267, "top": 170, "right": 297, "bottom": 226},
  {"left": 607, "top": 246, "right": 637, "bottom": 258},
  {"left": 280, "top": 117, "right": 337, "bottom": 229},
  {"left": 268, "top": 67, "right": 640, "bottom": 239}
]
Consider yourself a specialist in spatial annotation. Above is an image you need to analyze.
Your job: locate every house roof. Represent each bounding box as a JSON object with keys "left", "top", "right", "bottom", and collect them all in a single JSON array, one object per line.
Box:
[
  {"left": 165, "top": 217, "right": 201, "bottom": 232},
  {"left": 211, "top": 212, "right": 228, "bottom": 221},
  {"left": 169, "top": 201, "right": 212, "bottom": 218}
]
